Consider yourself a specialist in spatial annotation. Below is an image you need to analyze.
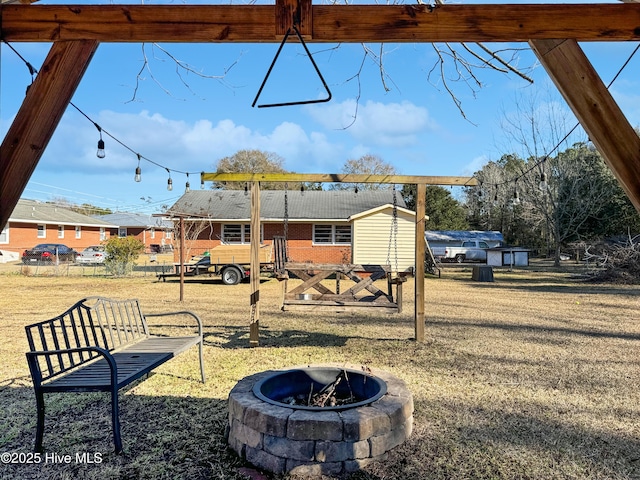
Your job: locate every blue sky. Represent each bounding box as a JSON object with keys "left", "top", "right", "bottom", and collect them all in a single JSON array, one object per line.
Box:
[{"left": 1, "top": 1, "right": 639, "bottom": 214}]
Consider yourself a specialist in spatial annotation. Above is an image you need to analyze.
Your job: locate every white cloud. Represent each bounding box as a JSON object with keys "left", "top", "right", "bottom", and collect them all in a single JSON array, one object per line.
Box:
[
  {"left": 39, "top": 109, "right": 350, "bottom": 176},
  {"left": 306, "top": 99, "right": 436, "bottom": 147}
]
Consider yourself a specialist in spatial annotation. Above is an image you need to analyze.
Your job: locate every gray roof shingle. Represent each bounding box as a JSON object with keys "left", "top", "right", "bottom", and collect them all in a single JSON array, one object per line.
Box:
[
  {"left": 10, "top": 199, "right": 116, "bottom": 227},
  {"left": 97, "top": 212, "right": 173, "bottom": 229},
  {"left": 167, "top": 190, "right": 406, "bottom": 220}
]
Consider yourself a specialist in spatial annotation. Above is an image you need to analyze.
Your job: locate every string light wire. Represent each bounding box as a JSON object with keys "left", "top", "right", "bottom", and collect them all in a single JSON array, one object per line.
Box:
[
  {"left": 4, "top": 40, "right": 638, "bottom": 194},
  {"left": 3, "top": 40, "right": 202, "bottom": 186},
  {"left": 475, "top": 42, "right": 640, "bottom": 193}
]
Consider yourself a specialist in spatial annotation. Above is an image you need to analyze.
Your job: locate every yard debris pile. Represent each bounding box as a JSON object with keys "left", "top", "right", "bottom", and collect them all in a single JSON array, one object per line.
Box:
[
  {"left": 582, "top": 234, "right": 640, "bottom": 283},
  {"left": 281, "top": 370, "right": 356, "bottom": 408}
]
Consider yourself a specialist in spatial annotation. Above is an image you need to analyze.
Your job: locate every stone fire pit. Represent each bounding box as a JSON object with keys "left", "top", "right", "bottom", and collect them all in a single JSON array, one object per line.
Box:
[{"left": 227, "top": 365, "right": 413, "bottom": 477}]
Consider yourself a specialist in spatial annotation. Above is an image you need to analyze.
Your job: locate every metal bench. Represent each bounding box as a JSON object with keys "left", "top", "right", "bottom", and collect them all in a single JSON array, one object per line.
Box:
[{"left": 24, "top": 296, "right": 205, "bottom": 453}]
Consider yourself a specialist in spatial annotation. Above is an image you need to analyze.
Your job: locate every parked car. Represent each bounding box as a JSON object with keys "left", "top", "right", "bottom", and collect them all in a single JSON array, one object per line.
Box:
[
  {"left": 22, "top": 243, "right": 79, "bottom": 264},
  {"left": 77, "top": 245, "right": 108, "bottom": 264}
]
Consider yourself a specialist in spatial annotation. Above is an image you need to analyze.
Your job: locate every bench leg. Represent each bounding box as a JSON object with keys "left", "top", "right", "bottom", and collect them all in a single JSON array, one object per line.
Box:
[
  {"left": 198, "top": 341, "right": 206, "bottom": 383},
  {"left": 34, "top": 390, "right": 45, "bottom": 452},
  {"left": 111, "top": 388, "right": 123, "bottom": 454}
]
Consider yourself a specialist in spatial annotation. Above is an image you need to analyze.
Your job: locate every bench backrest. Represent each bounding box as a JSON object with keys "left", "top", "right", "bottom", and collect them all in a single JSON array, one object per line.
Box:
[{"left": 25, "top": 297, "right": 149, "bottom": 384}]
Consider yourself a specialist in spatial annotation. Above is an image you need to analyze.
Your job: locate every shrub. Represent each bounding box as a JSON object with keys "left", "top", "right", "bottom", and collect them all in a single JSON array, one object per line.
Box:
[{"left": 104, "top": 236, "right": 145, "bottom": 276}]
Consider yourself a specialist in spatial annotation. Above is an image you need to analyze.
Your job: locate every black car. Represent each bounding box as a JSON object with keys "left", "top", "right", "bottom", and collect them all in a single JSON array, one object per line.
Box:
[{"left": 22, "top": 243, "right": 79, "bottom": 264}]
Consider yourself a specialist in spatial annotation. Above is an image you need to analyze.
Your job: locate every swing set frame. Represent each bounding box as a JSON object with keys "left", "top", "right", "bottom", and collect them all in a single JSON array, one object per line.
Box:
[{"left": 201, "top": 172, "right": 477, "bottom": 345}]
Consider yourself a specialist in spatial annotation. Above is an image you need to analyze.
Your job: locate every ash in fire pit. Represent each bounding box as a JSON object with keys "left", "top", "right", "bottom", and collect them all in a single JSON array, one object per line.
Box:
[
  {"left": 228, "top": 365, "right": 413, "bottom": 477},
  {"left": 253, "top": 367, "right": 387, "bottom": 410}
]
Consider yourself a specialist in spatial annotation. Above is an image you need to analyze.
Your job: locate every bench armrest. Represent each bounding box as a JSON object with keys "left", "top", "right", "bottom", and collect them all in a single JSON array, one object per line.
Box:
[
  {"left": 143, "top": 310, "right": 204, "bottom": 339},
  {"left": 26, "top": 346, "right": 117, "bottom": 389}
]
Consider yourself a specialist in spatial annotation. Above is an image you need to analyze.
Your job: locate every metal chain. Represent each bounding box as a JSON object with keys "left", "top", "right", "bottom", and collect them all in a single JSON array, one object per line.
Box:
[{"left": 387, "top": 184, "right": 399, "bottom": 273}]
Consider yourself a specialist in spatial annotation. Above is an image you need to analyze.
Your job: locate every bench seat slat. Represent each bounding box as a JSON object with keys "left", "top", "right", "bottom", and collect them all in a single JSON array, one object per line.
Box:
[
  {"left": 39, "top": 336, "right": 201, "bottom": 392},
  {"left": 124, "top": 336, "right": 202, "bottom": 355},
  {"left": 40, "top": 351, "right": 172, "bottom": 392}
]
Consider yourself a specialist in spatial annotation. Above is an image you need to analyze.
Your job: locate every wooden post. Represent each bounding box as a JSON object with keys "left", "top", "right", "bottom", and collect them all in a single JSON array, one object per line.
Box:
[
  {"left": 414, "top": 183, "right": 426, "bottom": 342},
  {"left": 249, "top": 181, "right": 261, "bottom": 346},
  {"left": 179, "top": 215, "right": 185, "bottom": 302}
]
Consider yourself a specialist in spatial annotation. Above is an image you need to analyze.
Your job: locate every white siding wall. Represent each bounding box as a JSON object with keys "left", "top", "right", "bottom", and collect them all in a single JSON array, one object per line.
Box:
[{"left": 352, "top": 208, "right": 415, "bottom": 272}]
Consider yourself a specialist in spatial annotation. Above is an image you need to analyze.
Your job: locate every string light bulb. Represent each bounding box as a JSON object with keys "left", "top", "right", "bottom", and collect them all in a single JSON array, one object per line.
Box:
[
  {"left": 95, "top": 124, "right": 105, "bottom": 159},
  {"left": 300, "top": 184, "right": 305, "bottom": 196},
  {"left": 185, "top": 173, "right": 191, "bottom": 193},
  {"left": 97, "top": 139, "right": 105, "bottom": 159},
  {"left": 166, "top": 169, "right": 173, "bottom": 191},
  {"left": 134, "top": 154, "right": 142, "bottom": 182},
  {"left": 244, "top": 183, "right": 249, "bottom": 196},
  {"left": 512, "top": 186, "right": 520, "bottom": 206},
  {"left": 539, "top": 171, "right": 548, "bottom": 191},
  {"left": 200, "top": 172, "right": 205, "bottom": 190}
]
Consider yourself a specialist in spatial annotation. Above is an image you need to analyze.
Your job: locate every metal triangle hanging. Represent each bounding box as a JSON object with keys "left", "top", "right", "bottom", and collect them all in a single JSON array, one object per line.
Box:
[{"left": 252, "top": 24, "right": 332, "bottom": 108}]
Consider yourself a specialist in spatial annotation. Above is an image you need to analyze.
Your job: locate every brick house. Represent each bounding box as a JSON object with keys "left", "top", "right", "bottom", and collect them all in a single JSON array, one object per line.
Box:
[
  {"left": 1, "top": 199, "right": 116, "bottom": 255},
  {"left": 166, "top": 190, "right": 417, "bottom": 271},
  {"left": 96, "top": 212, "right": 174, "bottom": 253}
]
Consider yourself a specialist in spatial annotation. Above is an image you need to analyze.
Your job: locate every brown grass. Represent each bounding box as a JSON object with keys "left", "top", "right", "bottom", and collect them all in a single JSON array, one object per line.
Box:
[{"left": 0, "top": 264, "right": 639, "bottom": 479}]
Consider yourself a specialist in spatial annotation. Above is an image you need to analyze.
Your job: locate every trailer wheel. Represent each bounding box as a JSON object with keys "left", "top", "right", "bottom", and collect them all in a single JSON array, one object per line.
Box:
[
  {"left": 221, "top": 266, "right": 242, "bottom": 285},
  {"left": 455, "top": 254, "right": 465, "bottom": 263}
]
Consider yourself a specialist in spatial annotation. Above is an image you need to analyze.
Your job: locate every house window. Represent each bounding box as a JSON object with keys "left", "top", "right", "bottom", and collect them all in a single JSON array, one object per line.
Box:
[
  {"left": 118, "top": 227, "right": 127, "bottom": 238},
  {"left": 0, "top": 225, "right": 8, "bottom": 244},
  {"left": 58, "top": 225, "right": 64, "bottom": 239},
  {"left": 313, "top": 224, "right": 352, "bottom": 245},
  {"left": 37, "top": 224, "right": 46, "bottom": 238},
  {"left": 222, "top": 224, "right": 262, "bottom": 244},
  {"left": 164, "top": 229, "right": 172, "bottom": 240},
  {"left": 75, "top": 226, "right": 82, "bottom": 239},
  {"left": 335, "top": 225, "right": 352, "bottom": 244},
  {"left": 223, "top": 224, "right": 246, "bottom": 244},
  {"left": 150, "top": 228, "right": 155, "bottom": 239},
  {"left": 100, "top": 227, "right": 106, "bottom": 241}
]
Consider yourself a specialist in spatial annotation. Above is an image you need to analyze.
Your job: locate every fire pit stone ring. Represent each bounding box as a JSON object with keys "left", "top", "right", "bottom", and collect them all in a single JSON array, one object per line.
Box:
[{"left": 227, "top": 364, "right": 413, "bottom": 477}]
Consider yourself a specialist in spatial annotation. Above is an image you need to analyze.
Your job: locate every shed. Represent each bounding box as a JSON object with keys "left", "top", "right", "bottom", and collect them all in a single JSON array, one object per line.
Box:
[
  {"left": 351, "top": 205, "right": 416, "bottom": 272},
  {"left": 486, "top": 247, "right": 531, "bottom": 267}
]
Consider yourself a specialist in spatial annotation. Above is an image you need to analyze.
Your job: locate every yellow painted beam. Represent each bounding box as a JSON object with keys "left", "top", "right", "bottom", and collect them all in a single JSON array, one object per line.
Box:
[{"left": 201, "top": 172, "right": 478, "bottom": 186}]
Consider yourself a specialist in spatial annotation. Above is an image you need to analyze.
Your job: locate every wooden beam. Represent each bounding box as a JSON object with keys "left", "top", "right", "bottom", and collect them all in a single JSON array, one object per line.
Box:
[
  {"left": 0, "top": 40, "right": 98, "bottom": 231},
  {"left": 202, "top": 172, "right": 478, "bottom": 186},
  {"left": 249, "top": 180, "right": 260, "bottom": 347},
  {"left": 2, "top": 4, "right": 639, "bottom": 43},
  {"left": 530, "top": 39, "right": 640, "bottom": 212},
  {"left": 276, "top": 0, "right": 311, "bottom": 38},
  {"left": 414, "top": 183, "right": 426, "bottom": 343}
]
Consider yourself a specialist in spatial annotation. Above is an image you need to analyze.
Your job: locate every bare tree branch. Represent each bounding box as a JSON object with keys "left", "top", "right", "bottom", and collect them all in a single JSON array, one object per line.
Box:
[
  {"left": 127, "top": 42, "right": 241, "bottom": 103},
  {"left": 475, "top": 43, "right": 535, "bottom": 83}
]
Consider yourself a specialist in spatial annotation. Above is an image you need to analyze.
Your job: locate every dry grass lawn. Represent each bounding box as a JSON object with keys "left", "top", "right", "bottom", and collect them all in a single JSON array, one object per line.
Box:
[{"left": 0, "top": 264, "right": 639, "bottom": 479}]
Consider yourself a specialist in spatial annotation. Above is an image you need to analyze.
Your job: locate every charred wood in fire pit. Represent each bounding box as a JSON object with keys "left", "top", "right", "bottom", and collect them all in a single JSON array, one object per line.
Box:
[
  {"left": 280, "top": 370, "right": 359, "bottom": 408},
  {"left": 310, "top": 370, "right": 354, "bottom": 407}
]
